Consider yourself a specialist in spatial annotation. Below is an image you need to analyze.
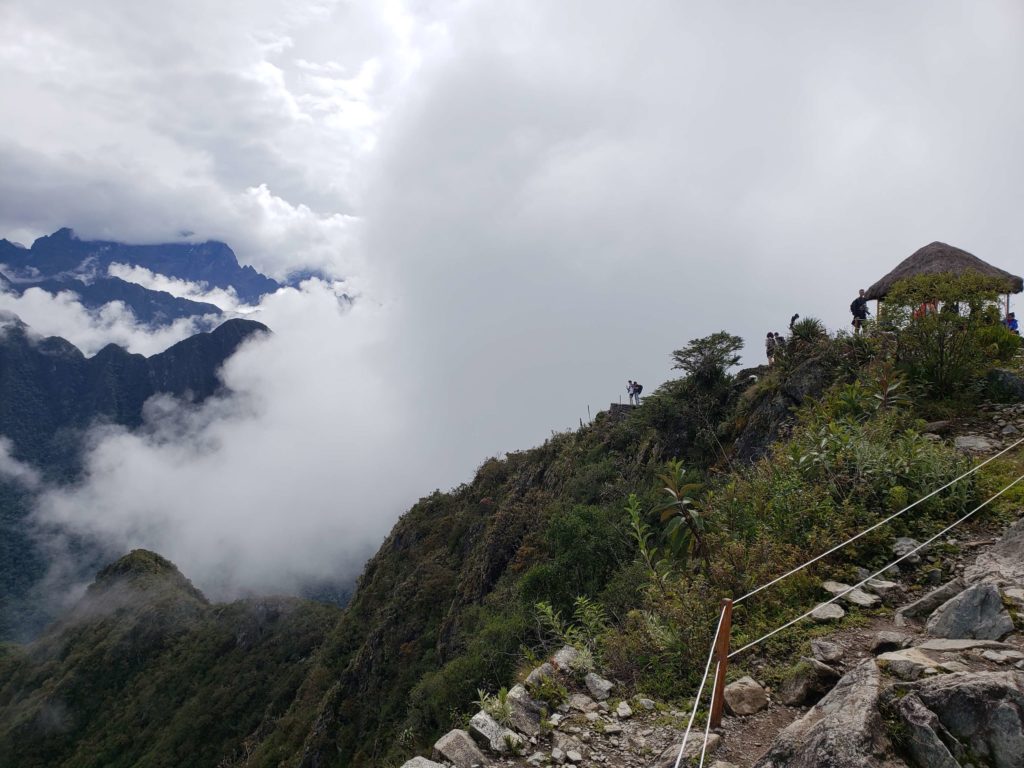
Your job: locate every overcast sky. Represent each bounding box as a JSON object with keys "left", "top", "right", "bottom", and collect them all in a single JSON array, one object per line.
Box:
[{"left": 3, "top": 0, "right": 1024, "bottom": 597}]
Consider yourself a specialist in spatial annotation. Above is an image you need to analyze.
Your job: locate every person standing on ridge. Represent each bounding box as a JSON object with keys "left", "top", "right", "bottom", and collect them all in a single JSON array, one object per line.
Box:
[
  {"left": 633, "top": 381, "right": 643, "bottom": 404},
  {"left": 627, "top": 380, "right": 636, "bottom": 405},
  {"left": 765, "top": 332, "right": 777, "bottom": 365},
  {"left": 850, "top": 289, "right": 870, "bottom": 333}
]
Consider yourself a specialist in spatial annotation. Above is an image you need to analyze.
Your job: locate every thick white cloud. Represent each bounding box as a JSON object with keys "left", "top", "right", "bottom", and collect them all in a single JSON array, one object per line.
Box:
[
  {"left": 0, "top": 285, "right": 215, "bottom": 356},
  {"left": 33, "top": 282, "right": 417, "bottom": 598},
  {"left": 4, "top": 0, "right": 1024, "bottom": 597}
]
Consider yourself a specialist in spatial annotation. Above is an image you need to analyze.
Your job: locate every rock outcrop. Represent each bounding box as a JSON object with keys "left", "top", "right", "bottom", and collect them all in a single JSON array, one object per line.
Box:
[
  {"left": 753, "top": 660, "right": 899, "bottom": 768},
  {"left": 884, "top": 671, "right": 1024, "bottom": 768}
]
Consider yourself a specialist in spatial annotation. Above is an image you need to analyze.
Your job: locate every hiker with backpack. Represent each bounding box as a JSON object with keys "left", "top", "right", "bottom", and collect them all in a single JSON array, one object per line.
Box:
[
  {"left": 626, "top": 380, "right": 643, "bottom": 405},
  {"left": 765, "top": 332, "right": 777, "bottom": 365},
  {"left": 850, "top": 289, "right": 870, "bottom": 333}
]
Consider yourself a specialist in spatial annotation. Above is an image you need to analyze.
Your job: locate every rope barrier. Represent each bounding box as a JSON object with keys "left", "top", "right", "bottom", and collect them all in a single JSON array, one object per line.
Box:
[
  {"left": 727, "top": 470, "right": 1024, "bottom": 660},
  {"left": 673, "top": 605, "right": 727, "bottom": 768},
  {"left": 732, "top": 434, "right": 1024, "bottom": 605},
  {"left": 697, "top": 660, "right": 722, "bottom": 768}
]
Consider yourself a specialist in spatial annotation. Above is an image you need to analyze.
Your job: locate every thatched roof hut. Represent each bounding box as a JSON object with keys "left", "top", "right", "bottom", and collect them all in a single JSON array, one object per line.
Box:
[{"left": 865, "top": 241, "right": 1023, "bottom": 300}]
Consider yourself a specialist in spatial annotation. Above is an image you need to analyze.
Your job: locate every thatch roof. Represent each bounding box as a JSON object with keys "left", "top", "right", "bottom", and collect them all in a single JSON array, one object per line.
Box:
[{"left": 864, "top": 241, "right": 1023, "bottom": 300}]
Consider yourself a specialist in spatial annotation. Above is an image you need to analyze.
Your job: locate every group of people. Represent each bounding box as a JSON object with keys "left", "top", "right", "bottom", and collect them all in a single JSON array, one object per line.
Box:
[
  {"left": 764, "top": 331, "right": 787, "bottom": 365},
  {"left": 626, "top": 380, "right": 644, "bottom": 405}
]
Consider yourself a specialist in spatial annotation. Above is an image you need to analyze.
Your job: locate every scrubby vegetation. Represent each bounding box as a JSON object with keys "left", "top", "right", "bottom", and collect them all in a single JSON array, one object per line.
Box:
[{"left": 2, "top": 272, "right": 1021, "bottom": 767}]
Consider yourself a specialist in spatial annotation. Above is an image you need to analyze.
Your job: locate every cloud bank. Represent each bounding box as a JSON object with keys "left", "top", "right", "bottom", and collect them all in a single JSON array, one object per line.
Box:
[{"left": 32, "top": 282, "right": 417, "bottom": 598}]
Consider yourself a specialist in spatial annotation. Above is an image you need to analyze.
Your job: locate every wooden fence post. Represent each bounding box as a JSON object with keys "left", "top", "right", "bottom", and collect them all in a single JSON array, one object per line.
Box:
[{"left": 708, "top": 598, "right": 733, "bottom": 728}]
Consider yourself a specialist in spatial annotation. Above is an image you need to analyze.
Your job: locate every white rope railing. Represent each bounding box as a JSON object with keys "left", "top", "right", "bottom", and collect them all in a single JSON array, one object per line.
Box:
[
  {"left": 672, "top": 605, "right": 727, "bottom": 768},
  {"left": 733, "top": 434, "right": 1024, "bottom": 605},
  {"left": 697, "top": 660, "right": 722, "bottom": 768},
  {"left": 727, "top": 470, "right": 1024, "bottom": 659}
]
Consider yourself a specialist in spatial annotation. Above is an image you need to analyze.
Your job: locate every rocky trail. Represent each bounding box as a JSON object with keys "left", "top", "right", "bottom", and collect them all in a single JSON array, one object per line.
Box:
[{"left": 401, "top": 427, "right": 1024, "bottom": 768}]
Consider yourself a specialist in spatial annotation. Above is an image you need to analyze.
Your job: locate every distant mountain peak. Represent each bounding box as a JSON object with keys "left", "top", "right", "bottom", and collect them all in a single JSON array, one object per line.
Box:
[
  {"left": 81, "top": 550, "right": 208, "bottom": 614},
  {"left": 2, "top": 228, "right": 281, "bottom": 305}
]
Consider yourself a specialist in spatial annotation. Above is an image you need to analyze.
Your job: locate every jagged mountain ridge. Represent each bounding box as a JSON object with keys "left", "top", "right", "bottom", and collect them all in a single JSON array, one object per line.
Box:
[
  {"left": 0, "top": 228, "right": 279, "bottom": 304},
  {"left": 0, "top": 316, "right": 268, "bottom": 472}
]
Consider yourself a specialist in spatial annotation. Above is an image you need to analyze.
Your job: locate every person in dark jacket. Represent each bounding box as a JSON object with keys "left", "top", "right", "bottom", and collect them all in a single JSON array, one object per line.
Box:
[{"left": 850, "top": 289, "right": 870, "bottom": 333}]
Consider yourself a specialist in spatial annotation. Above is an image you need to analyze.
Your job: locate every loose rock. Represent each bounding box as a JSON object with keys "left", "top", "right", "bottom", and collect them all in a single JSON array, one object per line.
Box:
[
  {"left": 810, "top": 603, "right": 845, "bottom": 623},
  {"left": 401, "top": 759, "right": 445, "bottom": 768},
  {"left": 551, "top": 646, "right": 580, "bottom": 671},
  {"left": 433, "top": 729, "right": 489, "bottom": 768},
  {"left": 821, "top": 581, "right": 881, "bottom": 608},
  {"left": 468, "top": 711, "right": 525, "bottom": 754},
  {"left": 615, "top": 701, "right": 632, "bottom": 719},
  {"left": 584, "top": 672, "right": 613, "bottom": 701},
  {"left": 724, "top": 676, "right": 768, "bottom": 716},
  {"left": 569, "top": 694, "right": 598, "bottom": 713},
  {"left": 810, "top": 639, "right": 844, "bottom": 664}
]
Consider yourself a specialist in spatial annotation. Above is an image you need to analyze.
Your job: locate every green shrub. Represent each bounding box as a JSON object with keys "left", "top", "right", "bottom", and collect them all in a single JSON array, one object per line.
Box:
[{"left": 884, "top": 273, "right": 1014, "bottom": 394}]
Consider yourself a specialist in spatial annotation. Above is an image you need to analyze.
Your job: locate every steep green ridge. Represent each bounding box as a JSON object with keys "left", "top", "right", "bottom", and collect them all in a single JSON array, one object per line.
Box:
[
  {"left": 2, "top": 274, "right": 1022, "bottom": 767},
  {"left": 0, "top": 550, "right": 340, "bottom": 768}
]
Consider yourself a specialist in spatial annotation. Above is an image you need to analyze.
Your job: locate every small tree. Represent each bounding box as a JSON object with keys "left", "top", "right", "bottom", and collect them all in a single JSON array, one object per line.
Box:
[
  {"left": 671, "top": 332, "right": 744, "bottom": 387},
  {"left": 883, "top": 273, "right": 1017, "bottom": 394}
]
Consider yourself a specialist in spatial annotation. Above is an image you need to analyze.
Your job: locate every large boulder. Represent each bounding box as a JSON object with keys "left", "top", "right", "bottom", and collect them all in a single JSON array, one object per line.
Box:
[
  {"left": 433, "top": 729, "right": 489, "bottom": 768},
  {"left": 724, "top": 676, "right": 768, "bottom": 716},
  {"left": 506, "top": 684, "right": 542, "bottom": 736},
  {"left": 885, "top": 671, "right": 1024, "bottom": 768},
  {"left": 891, "top": 693, "right": 960, "bottom": 768},
  {"left": 925, "top": 582, "right": 1014, "bottom": 640},
  {"left": 753, "top": 660, "right": 899, "bottom": 768},
  {"left": 779, "top": 657, "right": 842, "bottom": 706},
  {"left": 965, "top": 518, "right": 1024, "bottom": 585}
]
